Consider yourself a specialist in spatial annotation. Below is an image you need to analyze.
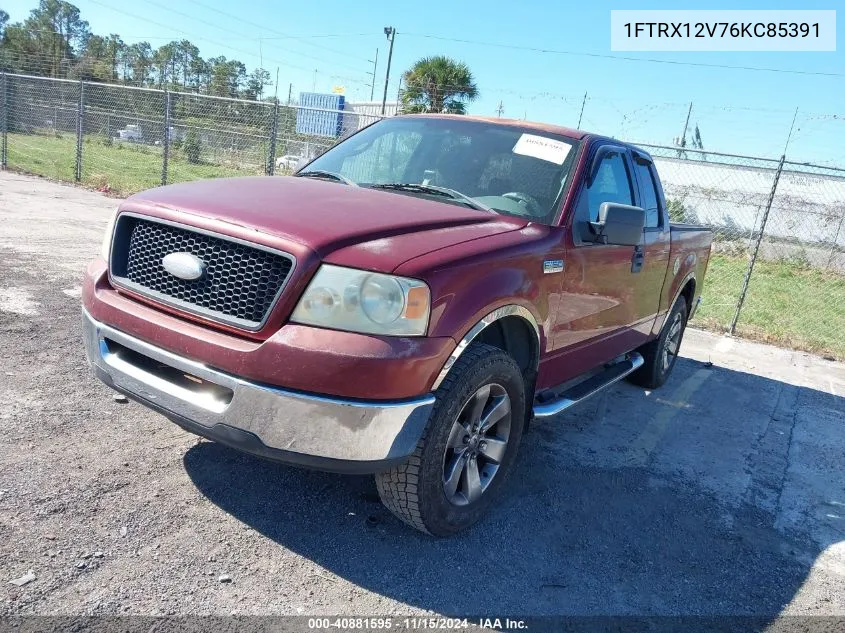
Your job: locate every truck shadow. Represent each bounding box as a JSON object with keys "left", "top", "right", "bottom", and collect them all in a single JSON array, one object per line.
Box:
[{"left": 182, "top": 357, "right": 844, "bottom": 621}]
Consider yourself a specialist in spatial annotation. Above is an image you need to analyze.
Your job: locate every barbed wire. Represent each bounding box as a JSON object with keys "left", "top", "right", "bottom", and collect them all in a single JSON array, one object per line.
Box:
[{"left": 5, "top": 48, "right": 842, "bottom": 125}]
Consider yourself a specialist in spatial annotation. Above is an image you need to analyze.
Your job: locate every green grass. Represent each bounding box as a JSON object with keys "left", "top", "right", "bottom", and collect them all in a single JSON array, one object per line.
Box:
[
  {"left": 6, "top": 131, "right": 261, "bottom": 196},
  {"left": 695, "top": 254, "right": 845, "bottom": 360}
]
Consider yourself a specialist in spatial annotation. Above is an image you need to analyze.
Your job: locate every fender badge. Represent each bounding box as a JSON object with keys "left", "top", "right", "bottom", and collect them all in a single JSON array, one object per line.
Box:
[{"left": 543, "top": 260, "right": 564, "bottom": 274}]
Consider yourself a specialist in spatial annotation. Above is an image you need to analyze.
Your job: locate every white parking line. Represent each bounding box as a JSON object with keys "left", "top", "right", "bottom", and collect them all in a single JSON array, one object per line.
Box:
[{"left": 628, "top": 368, "right": 713, "bottom": 467}]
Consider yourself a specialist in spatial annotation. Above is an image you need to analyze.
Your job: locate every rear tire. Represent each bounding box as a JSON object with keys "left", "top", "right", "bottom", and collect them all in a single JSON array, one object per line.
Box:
[
  {"left": 628, "top": 296, "right": 688, "bottom": 389},
  {"left": 375, "top": 343, "right": 526, "bottom": 536}
]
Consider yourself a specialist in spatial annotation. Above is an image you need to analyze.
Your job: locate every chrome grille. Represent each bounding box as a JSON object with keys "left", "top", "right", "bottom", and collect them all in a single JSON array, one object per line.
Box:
[{"left": 111, "top": 216, "right": 294, "bottom": 330}]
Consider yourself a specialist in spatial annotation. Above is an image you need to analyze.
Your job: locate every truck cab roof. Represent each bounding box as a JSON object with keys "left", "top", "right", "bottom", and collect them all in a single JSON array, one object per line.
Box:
[{"left": 399, "top": 113, "right": 653, "bottom": 161}]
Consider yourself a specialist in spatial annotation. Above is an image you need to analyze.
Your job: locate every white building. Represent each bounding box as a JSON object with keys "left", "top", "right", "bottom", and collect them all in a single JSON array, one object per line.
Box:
[
  {"left": 652, "top": 154, "right": 845, "bottom": 248},
  {"left": 341, "top": 101, "right": 399, "bottom": 136}
]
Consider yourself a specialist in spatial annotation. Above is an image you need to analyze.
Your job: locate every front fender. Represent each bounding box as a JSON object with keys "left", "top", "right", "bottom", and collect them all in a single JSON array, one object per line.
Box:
[
  {"left": 394, "top": 223, "right": 565, "bottom": 388},
  {"left": 428, "top": 264, "right": 547, "bottom": 345}
]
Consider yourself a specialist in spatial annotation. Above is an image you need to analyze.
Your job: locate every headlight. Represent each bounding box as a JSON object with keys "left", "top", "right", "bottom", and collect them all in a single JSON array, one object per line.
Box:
[
  {"left": 100, "top": 208, "right": 119, "bottom": 261},
  {"left": 291, "top": 264, "right": 430, "bottom": 336}
]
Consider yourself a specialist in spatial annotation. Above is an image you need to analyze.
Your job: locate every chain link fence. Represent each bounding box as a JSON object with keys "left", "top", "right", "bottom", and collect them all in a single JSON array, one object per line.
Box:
[
  {"left": 643, "top": 144, "right": 845, "bottom": 359},
  {"left": 1, "top": 72, "right": 843, "bottom": 359},
  {"left": 2, "top": 74, "right": 81, "bottom": 183},
  {"left": 0, "top": 72, "right": 381, "bottom": 195}
]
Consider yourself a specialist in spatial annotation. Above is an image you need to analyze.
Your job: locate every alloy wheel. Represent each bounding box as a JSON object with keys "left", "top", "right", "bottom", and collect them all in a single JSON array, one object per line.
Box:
[
  {"left": 662, "top": 312, "right": 684, "bottom": 372},
  {"left": 441, "top": 383, "right": 512, "bottom": 506}
]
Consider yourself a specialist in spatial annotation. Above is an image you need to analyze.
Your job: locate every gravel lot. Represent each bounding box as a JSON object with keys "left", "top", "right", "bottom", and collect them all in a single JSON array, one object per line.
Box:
[{"left": 1, "top": 171, "right": 844, "bottom": 620}]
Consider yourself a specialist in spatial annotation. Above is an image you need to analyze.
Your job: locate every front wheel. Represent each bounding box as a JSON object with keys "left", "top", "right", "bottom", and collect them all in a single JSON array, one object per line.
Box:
[
  {"left": 375, "top": 343, "right": 526, "bottom": 536},
  {"left": 628, "top": 296, "right": 688, "bottom": 389}
]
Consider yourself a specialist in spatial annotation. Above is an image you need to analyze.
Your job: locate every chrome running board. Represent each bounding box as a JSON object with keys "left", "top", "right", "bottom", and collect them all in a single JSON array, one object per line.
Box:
[{"left": 533, "top": 352, "right": 644, "bottom": 419}]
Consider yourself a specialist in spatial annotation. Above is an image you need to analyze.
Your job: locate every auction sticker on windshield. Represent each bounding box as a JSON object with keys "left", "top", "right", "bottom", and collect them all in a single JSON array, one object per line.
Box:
[{"left": 512, "top": 133, "right": 572, "bottom": 165}]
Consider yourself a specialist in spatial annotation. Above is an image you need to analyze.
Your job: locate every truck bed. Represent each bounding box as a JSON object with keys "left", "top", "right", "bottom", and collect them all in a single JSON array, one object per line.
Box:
[{"left": 670, "top": 222, "right": 711, "bottom": 233}]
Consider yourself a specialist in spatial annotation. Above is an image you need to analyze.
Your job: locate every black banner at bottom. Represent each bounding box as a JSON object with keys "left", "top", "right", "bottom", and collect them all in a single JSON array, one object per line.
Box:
[{"left": 0, "top": 616, "right": 843, "bottom": 633}]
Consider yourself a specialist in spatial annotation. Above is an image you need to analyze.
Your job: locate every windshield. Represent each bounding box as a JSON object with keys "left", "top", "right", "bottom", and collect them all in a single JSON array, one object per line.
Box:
[{"left": 299, "top": 117, "right": 580, "bottom": 223}]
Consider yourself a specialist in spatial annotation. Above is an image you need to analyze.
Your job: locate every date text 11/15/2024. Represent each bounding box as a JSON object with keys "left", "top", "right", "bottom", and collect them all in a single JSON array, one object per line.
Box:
[{"left": 307, "top": 617, "right": 528, "bottom": 630}]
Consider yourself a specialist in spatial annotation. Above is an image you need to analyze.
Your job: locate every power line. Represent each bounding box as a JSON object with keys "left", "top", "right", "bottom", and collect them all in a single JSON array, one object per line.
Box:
[
  {"left": 234, "top": 33, "right": 373, "bottom": 41},
  {"left": 85, "top": 0, "right": 309, "bottom": 73},
  {"left": 85, "top": 0, "right": 371, "bottom": 87},
  {"left": 401, "top": 32, "right": 845, "bottom": 78},
  {"left": 9, "top": 28, "right": 372, "bottom": 42},
  {"left": 183, "top": 0, "right": 371, "bottom": 64},
  {"left": 133, "top": 0, "right": 368, "bottom": 75}
]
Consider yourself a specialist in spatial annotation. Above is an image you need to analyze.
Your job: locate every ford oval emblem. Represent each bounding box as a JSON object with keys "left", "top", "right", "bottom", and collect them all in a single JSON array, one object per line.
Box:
[{"left": 162, "top": 252, "right": 206, "bottom": 281}]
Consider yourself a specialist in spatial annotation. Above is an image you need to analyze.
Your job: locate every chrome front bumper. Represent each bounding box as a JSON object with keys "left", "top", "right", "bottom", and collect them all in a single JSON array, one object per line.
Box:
[{"left": 82, "top": 309, "right": 435, "bottom": 473}]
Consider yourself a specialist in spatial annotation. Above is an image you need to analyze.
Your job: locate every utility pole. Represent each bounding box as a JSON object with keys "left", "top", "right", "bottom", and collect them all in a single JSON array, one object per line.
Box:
[
  {"left": 577, "top": 91, "right": 587, "bottom": 129},
  {"left": 381, "top": 26, "right": 396, "bottom": 115},
  {"left": 496, "top": 101, "right": 504, "bottom": 117},
  {"left": 368, "top": 49, "right": 379, "bottom": 101},
  {"left": 783, "top": 106, "right": 799, "bottom": 156},
  {"left": 312, "top": 69, "right": 317, "bottom": 92},
  {"left": 730, "top": 154, "right": 785, "bottom": 334},
  {"left": 680, "top": 101, "right": 693, "bottom": 146},
  {"left": 287, "top": 83, "right": 292, "bottom": 106},
  {"left": 676, "top": 101, "right": 693, "bottom": 158}
]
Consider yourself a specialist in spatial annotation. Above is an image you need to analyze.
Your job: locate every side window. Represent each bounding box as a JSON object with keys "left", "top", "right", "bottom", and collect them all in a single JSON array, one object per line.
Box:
[
  {"left": 575, "top": 149, "right": 634, "bottom": 228},
  {"left": 633, "top": 158, "right": 661, "bottom": 228}
]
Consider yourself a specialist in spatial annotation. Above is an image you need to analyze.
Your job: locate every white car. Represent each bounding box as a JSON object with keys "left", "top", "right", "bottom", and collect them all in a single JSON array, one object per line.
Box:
[
  {"left": 275, "top": 155, "right": 303, "bottom": 172},
  {"left": 117, "top": 124, "right": 143, "bottom": 143}
]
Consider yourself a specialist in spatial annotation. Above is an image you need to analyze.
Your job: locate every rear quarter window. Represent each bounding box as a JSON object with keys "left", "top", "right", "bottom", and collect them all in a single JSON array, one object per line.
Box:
[{"left": 633, "top": 159, "right": 662, "bottom": 228}]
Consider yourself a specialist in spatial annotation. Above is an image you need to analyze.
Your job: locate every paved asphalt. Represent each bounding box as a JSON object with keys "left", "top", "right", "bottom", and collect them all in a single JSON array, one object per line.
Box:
[{"left": 0, "top": 171, "right": 843, "bottom": 622}]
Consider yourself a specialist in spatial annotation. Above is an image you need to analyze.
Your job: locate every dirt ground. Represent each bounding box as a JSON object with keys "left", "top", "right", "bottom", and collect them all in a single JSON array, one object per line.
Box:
[{"left": 1, "top": 171, "right": 843, "bottom": 621}]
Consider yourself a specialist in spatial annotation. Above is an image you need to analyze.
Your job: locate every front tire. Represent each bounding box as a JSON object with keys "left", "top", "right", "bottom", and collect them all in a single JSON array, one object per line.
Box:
[
  {"left": 628, "top": 296, "right": 688, "bottom": 389},
  {"left": 376, "top": 343, "right": 526, "bottom": 536}
]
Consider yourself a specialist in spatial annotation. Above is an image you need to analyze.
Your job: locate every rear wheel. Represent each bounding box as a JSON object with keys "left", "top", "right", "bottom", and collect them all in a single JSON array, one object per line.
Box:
[
  {"left": 628, "top": 296, "right": 688, "bottom": 389},
  {"left": 375, "top": 343, "right": 526, "bottom": 536}
]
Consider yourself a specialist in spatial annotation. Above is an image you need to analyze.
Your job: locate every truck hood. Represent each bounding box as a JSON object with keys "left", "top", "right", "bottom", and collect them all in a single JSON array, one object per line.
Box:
[{"left": 127, "top": 176, "right": 527, "bottom": 273}]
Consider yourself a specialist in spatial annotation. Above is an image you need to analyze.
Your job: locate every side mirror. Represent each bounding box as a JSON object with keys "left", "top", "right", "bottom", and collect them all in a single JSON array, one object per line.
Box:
[{"left": 590, "top": 202, "right": 645, "bottom": 245}]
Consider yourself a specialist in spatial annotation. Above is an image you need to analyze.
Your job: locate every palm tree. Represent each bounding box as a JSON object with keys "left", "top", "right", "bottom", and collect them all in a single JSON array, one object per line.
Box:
[{"left": 400, "top": 56, "right": 478, "bottom": 114}]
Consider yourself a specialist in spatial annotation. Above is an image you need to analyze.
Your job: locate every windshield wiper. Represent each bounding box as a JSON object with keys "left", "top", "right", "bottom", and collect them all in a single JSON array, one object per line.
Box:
[
  {"left": 369, "top": 183, "right": 495, "bottom": 213},
  {"left": 295, "top": 170, "right": 358, "bottom": 187}
]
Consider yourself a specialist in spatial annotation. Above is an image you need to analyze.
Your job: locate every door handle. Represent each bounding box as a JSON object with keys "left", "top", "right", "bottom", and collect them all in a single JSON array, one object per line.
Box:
[{"left": 631, "top": 245, "right": 644, "bottom": 273}]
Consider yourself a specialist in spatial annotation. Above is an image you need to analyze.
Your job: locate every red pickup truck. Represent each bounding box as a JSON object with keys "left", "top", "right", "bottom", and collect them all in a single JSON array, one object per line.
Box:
[{"left": 82, "top": 114, "right": 712, "bottom": 536}]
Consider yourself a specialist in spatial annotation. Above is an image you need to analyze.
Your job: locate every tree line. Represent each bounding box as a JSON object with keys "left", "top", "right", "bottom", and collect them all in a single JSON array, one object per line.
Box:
[
  {"left": 0, "top": 0, "right": 273, "bottom": 100},
  {"left": 0, "top": 0, "right": 483, "bottom": 114}
]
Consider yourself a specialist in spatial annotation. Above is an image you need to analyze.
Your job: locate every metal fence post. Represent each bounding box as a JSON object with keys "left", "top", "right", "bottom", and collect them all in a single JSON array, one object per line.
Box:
[
  {"left": 267, "top": 99, "right": 279, "bottom": 176},
  {"left": 161, "top": 90, "right": 171, "bottom": 186},
  {"left": 729, "top": 154, "right": 786, "bottom": 334},
  {"left": 75, "top": 78, "right": 84, "bottom": 182},
  {"left": 1, "top": 72, "right": 7, "bottom": 169},
  {"left": 827, "top": 215, "right": 845, "bottom": 270}
]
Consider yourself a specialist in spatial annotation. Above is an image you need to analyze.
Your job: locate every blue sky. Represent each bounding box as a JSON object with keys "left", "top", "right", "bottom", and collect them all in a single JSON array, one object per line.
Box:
[{"left": 4, "top": 0, "right": 843, "bottom": 164}]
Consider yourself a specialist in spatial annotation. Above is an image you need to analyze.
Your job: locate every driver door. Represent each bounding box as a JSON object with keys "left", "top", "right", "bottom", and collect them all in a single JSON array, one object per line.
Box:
[{"left": 550, "top": 144, "right": 653, "bottom": 370}]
